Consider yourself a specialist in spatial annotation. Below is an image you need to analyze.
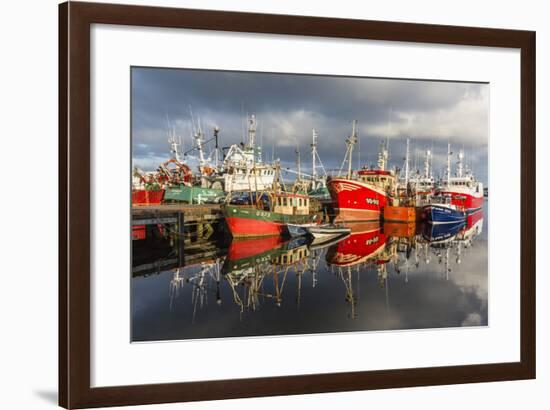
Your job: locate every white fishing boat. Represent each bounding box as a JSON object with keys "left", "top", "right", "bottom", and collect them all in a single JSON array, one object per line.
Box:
[
  {"left": 306, "top": 224, "right": 351, "bottom": 238},
  {"left": 218, "top": 115, "right": 276, "bottom": 192}
]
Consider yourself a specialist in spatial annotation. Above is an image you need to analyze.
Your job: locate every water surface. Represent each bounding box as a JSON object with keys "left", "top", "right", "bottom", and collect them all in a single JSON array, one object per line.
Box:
[{"left": 131, "top": 202, "right": 488, "bottom": 342}]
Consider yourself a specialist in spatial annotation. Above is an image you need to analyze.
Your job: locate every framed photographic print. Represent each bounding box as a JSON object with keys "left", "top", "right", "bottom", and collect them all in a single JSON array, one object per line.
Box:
[{"left": 59, "top": 1, "right": 535, "bottom": 408}]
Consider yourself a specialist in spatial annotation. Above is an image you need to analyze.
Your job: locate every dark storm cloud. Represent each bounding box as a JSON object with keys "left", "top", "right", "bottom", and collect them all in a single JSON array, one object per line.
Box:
[{"left": 131, "top": 67, "right": 488, "bottom": 183}]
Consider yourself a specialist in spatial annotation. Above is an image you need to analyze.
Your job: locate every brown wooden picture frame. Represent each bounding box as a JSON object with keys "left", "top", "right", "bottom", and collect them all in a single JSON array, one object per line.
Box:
[{"left": 59, "top": 1, "right": 536, "bottom": 408}]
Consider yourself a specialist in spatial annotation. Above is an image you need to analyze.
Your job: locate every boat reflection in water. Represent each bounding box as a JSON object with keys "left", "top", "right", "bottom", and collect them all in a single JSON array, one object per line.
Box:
[{"left": 131, "top": 207, "right": 488, "bottom": 342}]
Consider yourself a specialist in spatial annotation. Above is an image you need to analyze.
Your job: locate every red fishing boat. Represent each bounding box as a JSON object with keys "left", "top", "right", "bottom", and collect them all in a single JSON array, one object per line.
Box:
[
  {"left": 223, "top": 191, "right": 314, "bottom": 238},
  {"left": 131, "top": 189, "right": 165, "bottom": 206},
  {"left": 223, "top": 162, "right": 317, "bottom": 238},
  {"left": 327, "top": 121, "right": 396, "bottom": 222},
  {"left": 132, "top": 132, "right": 198, "bottom": 206}
]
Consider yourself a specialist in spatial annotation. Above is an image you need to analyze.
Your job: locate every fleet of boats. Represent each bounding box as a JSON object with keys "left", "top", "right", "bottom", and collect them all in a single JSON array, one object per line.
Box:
[{"left": 133, "top": 113, "right": 485, "bottom": 237}]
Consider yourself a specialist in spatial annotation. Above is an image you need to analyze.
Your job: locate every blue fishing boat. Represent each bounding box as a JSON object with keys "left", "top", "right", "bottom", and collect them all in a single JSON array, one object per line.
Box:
[
  {"left": 423, "top": 204, "right": 466, "bottom": 224},
  {"left": 422, "top": 195, "right": 466, "bottom": 224}
]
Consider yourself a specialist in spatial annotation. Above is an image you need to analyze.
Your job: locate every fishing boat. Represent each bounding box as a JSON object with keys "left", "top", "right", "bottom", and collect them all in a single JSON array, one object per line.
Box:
[
  {"left": 222, "top": 162, "right": 316, "bottom": 238},
  {"left": 306, "top": 224, "right": 351, "bottom": 238},
  {"left": 165, "top": 114, "right": 275, "bottom": 202},
  {"left": 223, "top": 192, "right": 314, "bottom": 238},
  {"left": 327, "top": 121, "right": 396, "bottom": 222},
  {"left": 213, "top": 115, "right": 276, "bottom": 193},
  {"left": 422, "top": 195, "right": 466, "bottom": 224},
  {"left": 132, "top": 168, "right": 165, "bottom": 206},
  {"left": 436, "top": 144, "right": 483, "bottom": 212},
  {"left": 161, "top": 123, "right": 226, "bottom": 203},
  {"left": 159, "top": 139, "right": 225, "bottom": 204}
]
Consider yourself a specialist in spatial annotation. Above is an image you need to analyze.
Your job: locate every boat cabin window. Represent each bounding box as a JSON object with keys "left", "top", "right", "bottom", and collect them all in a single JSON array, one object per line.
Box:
[{"left": 272, "top": 194, "right": 310, "bottom": 215}]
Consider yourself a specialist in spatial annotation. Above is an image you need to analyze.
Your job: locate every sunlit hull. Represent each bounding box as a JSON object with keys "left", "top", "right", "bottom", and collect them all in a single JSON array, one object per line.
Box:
[
  {"left": 223, "top": 205, "right": 312, "bottom": 238},
  {"left": 327, "top": 178, "right": 387, "bottom": 222}
]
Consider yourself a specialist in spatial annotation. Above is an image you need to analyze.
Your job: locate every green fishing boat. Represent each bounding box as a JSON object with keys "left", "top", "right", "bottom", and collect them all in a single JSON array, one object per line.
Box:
[{"left": 164, "top": 184, "right": 225, "bottom": 204}]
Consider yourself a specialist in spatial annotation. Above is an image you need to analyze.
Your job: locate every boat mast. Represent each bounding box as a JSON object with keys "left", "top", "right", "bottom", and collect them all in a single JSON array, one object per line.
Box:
[
  {"left": 194, "top": 128, "right": 206, "bottom": 169},
  {"left": 311, "top": 129, "right": 317, "bottom": 181},
  {"left": 168, "top": 131, "right": 181, "bottom": 162},
  {"left": 248, "top": 114, "right": 256, "bottom": 148},
  {"left": 402, "top": 137, "right": 410, "bottom": 186},
  {"left": 424, "top": 148, "right": 432, "bottom": 178},
  {"left": 378, "top": 139, "right": 389, "bottom": 171},
  {"left": 347, "top": 120, "right": 358, "bottom": 179},
  {"left": 446, "top": 142, "right": 452, "bottom": 186},
  {"left": 213, "top": 126, "right": 220, "bottom": 168},
  {"left": 295, "top": 147, "right": 301, "bottom": 183},
  {"left": 456, "top": 148, "right": 464, "bottom": 178}
]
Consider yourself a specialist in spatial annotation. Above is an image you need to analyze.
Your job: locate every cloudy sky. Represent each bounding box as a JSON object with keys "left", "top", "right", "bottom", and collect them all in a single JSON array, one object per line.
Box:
[{"left": 131, "top": 67, "right": 489, "bottom": 184}]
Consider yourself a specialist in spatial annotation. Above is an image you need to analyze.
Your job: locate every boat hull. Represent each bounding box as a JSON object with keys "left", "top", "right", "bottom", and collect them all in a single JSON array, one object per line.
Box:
[
  {"left": 223, "top": 205, "right": 313, "bottom": 238},
  {"left": 327, "top": 178, "right": 387, "bottom": 222},
  {"left": 132, "top": 189, "right": 165, "bottom": 206},
  {"left": 164, "top": 185, "right": 225, "bottom": 204},
  {"left": 439, "top": 190, "right": 484, "bottom": 212},
  {"left": 423, "top": 204, "right": 466, "bottom": 224}
]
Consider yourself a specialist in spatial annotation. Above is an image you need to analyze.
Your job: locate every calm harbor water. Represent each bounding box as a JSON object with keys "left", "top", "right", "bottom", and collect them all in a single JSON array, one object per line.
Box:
[{"left": 131, "top": 201, "right": 488, "bottom": 342}]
